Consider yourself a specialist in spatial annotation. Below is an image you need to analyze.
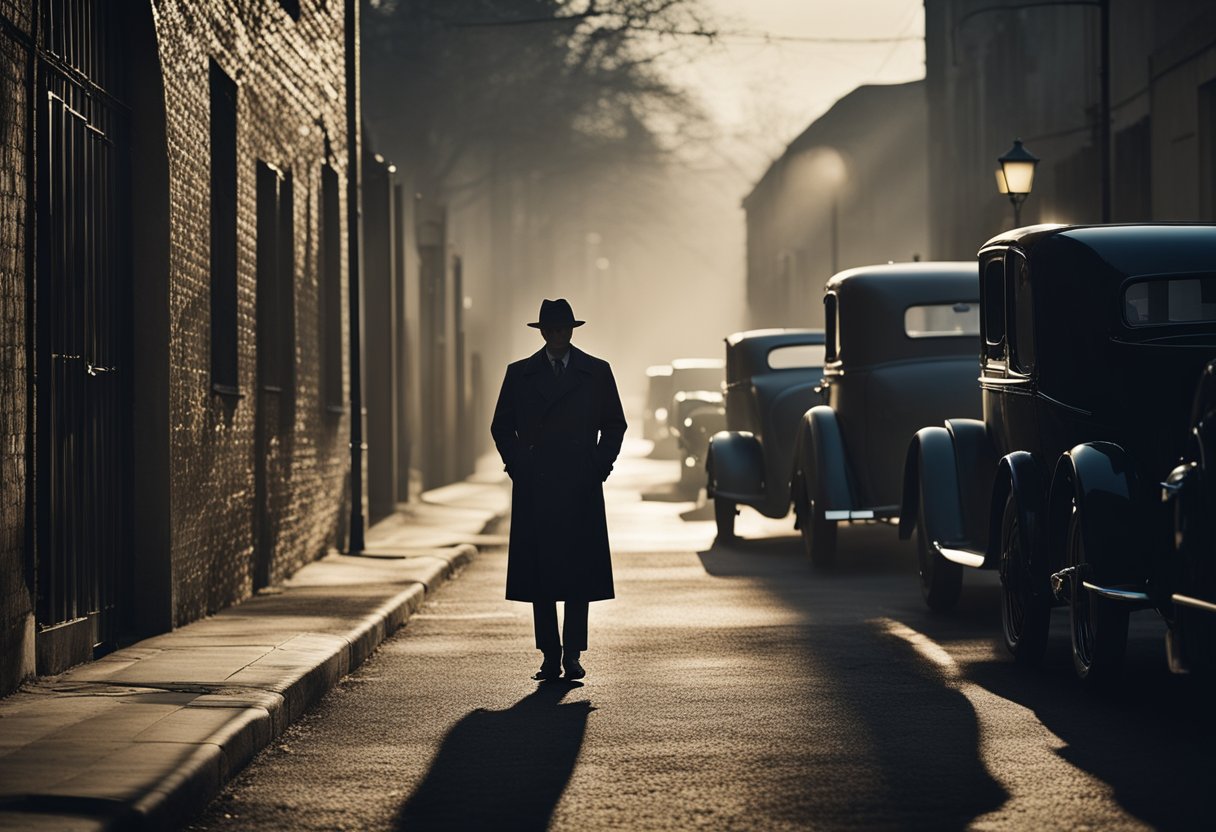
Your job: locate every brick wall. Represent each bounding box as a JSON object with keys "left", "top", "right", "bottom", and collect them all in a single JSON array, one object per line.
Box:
[
  {"left": 151, "top": 0, "right": 351, "bottom": 623},
  {"left": 0, "top": 9, "right": 31, "bottom": 695},
  {"left": 1, "top": 0, "right": 354, "bottom": 696}
]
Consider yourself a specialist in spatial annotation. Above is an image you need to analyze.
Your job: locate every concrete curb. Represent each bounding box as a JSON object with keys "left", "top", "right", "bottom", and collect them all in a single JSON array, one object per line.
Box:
[{"left": 140, "top": 543, "right": 480, "bottom": 832}]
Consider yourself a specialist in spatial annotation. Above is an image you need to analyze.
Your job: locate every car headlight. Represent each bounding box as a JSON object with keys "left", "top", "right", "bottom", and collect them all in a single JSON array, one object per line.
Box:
[
  {"left": 655, "top": 407, "right": 668, "bottom": 422},
  {"left": 684, "top": 456, "right": 697, "bottom": 468},
  {"left": 684, "top": 417, "right": 693, "bottom": 428}
]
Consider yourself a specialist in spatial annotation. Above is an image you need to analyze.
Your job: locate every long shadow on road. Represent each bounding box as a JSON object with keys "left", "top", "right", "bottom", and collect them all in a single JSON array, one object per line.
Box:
[
  {"left": 395, "top": 681, "right": 590, "bottom": 831},
  {"left": 963, "top": 654, "right": 1216, "bottom": 829},
  {"left": 703, "top": 525, "right": 1216, "bottom": 829},
  {"left": 698, "top": 531, "right": 1007, "bottom": 830}
]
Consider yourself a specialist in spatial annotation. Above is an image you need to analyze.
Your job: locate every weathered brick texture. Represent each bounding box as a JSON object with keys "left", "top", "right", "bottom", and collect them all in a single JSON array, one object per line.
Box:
[
  {"left": 0, "top": 1, "right": 352, "bottom": 694},
  {"left": 153, "top": 0, "right": 351, "bottom": 623}
]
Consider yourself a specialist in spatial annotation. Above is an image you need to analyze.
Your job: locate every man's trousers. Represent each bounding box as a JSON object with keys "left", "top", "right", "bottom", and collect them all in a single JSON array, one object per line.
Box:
[{"left": 532, "top": 601, "right": 589, "bottom": 652}]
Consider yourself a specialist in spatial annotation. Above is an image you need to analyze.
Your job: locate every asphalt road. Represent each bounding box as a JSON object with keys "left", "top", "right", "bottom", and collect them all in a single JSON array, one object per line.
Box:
[{"left": 190, "top": 443, "right": 1214, "bottom": 831}]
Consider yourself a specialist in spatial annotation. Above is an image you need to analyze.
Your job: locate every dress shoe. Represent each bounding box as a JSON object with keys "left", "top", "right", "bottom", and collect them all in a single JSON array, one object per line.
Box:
[
  {"left": 533, "top": 651, "right": 561, "bottom": 681},
  {"left": 562, "top": 651, "right": 586, "bottom": 680}
]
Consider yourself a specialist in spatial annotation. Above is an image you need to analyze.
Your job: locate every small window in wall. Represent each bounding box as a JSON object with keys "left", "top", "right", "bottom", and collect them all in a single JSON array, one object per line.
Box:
[
  {"left": 768, "top": 344, "right": 827, "bottom": 370},
  {"left": 320, "top": 163, "right": 343, "bottom": 410},
  {"left": 255, "top": 162, "right": 296, "bottom": 428},
  {"left": 209, "top": 59, "right": 238, "bottom": 394},
  {"left": 904, "top": 303, "right": 980, "bottom": 338}
]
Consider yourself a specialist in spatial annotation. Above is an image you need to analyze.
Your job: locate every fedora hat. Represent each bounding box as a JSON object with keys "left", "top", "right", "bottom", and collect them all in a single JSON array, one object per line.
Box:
[{"left": 527, "top": 298, "right": 585, "bottom": 329}]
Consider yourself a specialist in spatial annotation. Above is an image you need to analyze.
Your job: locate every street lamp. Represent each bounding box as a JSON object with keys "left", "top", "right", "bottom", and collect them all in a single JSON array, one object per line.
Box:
[{"left": 997, "top": 138, "right": 1039, "bottom": 227}]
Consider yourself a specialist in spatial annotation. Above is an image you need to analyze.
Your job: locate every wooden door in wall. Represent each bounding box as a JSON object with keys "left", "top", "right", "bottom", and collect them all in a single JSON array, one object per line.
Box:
[{"left": 34, "top": 0, "right": 132, "bottom": 666}]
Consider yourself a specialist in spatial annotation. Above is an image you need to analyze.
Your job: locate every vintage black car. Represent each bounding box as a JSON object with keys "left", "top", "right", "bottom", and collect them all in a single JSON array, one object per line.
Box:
[
  {"left": 790, "top": 263, "right": 980, "bottom": 566},
  {"left": 901, "top": 224, "right": 1216, "bottom": 681},
  {"left": 643, "top": 364, "right": 678, "bottom": 458},
  {"left": 664, "top": 358, "right": 725, "bottom": 488},
  {"left": 706, "top": 329, "right": 826, "bottom": 539},
  {"left": 672, "top": 389, "right": 726, "bottom": 490},
  {"left": 1162, "top": 359, "right": 1216, "bottom": 674}
]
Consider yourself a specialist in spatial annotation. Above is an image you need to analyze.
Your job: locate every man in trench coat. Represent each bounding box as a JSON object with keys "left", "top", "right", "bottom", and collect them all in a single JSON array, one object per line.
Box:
[{"left": 491, "top": 298, "right": 628, "bottom": 681}]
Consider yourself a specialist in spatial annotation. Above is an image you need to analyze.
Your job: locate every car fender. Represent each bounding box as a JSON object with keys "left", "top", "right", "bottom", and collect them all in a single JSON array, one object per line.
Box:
[
  {"left": 946, "top": 419, "right": 997, "bottom": 549},
  {"left": 1047, "top": 442, "right": 1141, "bottom": 586},
  {"left": 899, "top": 426, "right": 965, "bottom": 545},
  {"left": 792, "top": 406, "right": 853, "bottom": 513},
  {"left": 706, "top": 431, "right": 764, "bottom": 501},
  {"left": 988, "top": 451, "right": 1045, "bottom": 571}
]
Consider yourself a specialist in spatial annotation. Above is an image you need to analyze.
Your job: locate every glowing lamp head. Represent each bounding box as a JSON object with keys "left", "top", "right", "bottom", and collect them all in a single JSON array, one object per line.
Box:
[{"left": 998, "top": 139, "right": 1039, "bottom": 196}]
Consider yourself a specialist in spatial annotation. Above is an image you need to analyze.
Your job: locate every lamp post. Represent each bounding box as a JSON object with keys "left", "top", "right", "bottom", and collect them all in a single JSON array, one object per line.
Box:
[{"left": 997, "top": 138, "right": 1039, "bottom": 228}]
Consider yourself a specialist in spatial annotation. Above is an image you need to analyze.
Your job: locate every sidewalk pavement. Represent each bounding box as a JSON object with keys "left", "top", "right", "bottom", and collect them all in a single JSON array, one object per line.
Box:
[{"left": 0, "top": 470, "right": 510, "bottom": 832}]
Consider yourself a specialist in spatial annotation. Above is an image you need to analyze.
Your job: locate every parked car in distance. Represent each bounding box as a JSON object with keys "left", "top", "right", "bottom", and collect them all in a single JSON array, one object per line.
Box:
[
  {"left": 791, "top": 262, "right": 980, "bottom": 567},
  {"left": 665, "top": 358, "right": 725, "bottom": 425},
  {"left": 670, "top": 389, "right": 726, "bottom": 490},
  {"left": 1162, "top": 359, "right": 1216, "bottom": 675},
  {"left": 706, "top": 329, "right": 827, "bottom": 540},
  {"left": 900, "top": 224, "right": 1216, "bottom": 682},
  {"left": 664, "top": 357, "right": 725, "bottom": 487},
  {"left": 643, "top": 364, "right": 677, "bottom": 458}
]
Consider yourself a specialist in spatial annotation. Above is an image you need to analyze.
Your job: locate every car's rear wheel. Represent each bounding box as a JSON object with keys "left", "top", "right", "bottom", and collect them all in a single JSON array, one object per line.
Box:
[
  {"left": 999, "top": 493, "right": 1050, "bottom": 665},
  {"left": 915, "top": 498, "right": 962, "bottom": 612},
  {"left": 714, "top": 497, "right": 737, "bottom": 541},
  {"left": 1067, "top": 506, "right": 1128, "bottom": 684}
]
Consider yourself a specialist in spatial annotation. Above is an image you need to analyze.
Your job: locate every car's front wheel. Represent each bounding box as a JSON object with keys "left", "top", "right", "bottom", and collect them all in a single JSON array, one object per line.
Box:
[
  {"left": 1067, "top": 505, "right": 1129, "bottom": 684},
  {"left": 714, "top": 497, "right": 737, "bottom": 542},
  {"left": 794, "top": 473, "right": 836, "bottom": 569},
  {"left": 999, "top": 493, "right": 1050, "bottom": 665},
  {"left": 915, "top": 498, "right": 962, "bottom": 612}
]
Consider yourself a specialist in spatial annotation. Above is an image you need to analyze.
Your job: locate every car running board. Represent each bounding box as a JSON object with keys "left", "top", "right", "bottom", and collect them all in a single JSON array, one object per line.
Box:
[
  {"left": 824, "top": 505, "right": 899, "bottom": 522},
  {"left": 1049, "top": 566, "right": 1151, "bottom": 605},
  {"left": 932, "top": 542, "right": 985, "bottom": 568}
]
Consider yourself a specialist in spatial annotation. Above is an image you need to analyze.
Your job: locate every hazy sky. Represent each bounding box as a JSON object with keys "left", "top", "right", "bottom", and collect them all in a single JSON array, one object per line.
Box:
[{"left": 660, "top": 0, "right": 926, "bottom": 183}]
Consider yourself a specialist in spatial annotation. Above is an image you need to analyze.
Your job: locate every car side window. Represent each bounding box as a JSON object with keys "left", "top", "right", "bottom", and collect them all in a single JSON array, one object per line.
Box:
[
  {"left": 981, "top": 255, "right": 1006, "bottom": 363},
  {"left": 1008, "top": 251, "right": 1035, "bottom": 374},
  {"left": 768, "top": 344, "right": 827, "bottom": 369}
]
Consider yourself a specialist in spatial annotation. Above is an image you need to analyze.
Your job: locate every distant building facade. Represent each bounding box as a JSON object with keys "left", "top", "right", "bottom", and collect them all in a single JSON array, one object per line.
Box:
[
  {"left": 925, "top": 0, "right": 1216, "bottom": 258},
  {"left": 742, "top": 81, "right": 929, "bottom": 329},
  {"left": 0, "top": 0, "right": 357, "bottom": 696}
]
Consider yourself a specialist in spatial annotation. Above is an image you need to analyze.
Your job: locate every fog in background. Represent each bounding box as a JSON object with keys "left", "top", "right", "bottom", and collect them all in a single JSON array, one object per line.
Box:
[{"left": 361, "top": 0, "right": 924, "bottom": 415}]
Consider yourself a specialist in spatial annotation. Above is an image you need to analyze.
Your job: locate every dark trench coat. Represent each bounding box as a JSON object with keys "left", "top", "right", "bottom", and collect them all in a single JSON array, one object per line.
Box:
[{"left": 490, "top": 345, "right": 627, "bottom": 602}]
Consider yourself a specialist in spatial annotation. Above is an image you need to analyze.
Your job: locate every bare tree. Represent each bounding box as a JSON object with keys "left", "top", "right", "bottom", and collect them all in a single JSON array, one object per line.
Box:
[{"left": 362, "top": 0, "right": 713, "bottom": 200}]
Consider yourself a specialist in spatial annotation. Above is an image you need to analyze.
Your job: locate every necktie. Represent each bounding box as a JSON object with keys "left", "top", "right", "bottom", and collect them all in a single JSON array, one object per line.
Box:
[{"left": 553, "top": 358, "right": 564, "bottom": 378}]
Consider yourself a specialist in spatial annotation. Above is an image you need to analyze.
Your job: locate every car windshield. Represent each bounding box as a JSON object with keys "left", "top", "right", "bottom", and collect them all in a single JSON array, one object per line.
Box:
[
  {"left": 767, "top": 344, "right": 827, "bottom": 369},
  {"left": 1124, "top": 275, "right": 1216, "bottom": 327},
  {"left": 904, "top": 303, "right": 981, "bottom": 338}
]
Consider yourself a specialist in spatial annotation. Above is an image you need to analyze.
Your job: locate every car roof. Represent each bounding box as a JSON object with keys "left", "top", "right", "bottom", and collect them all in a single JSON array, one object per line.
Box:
[
  {"left": 826, "top": 261, "right": 979, "bottom": 301},
  {"left": 980, "top": 223, "right": 1216, "bottom": 278},
  {"left": 724, "top": 328, "right": 823, "bottom": 348},
  {"left": 826, "top": 262, "right": 980, "bottom": 366},
  {"left": 724, "top": 329, "right": 826, "bottom": 380}
]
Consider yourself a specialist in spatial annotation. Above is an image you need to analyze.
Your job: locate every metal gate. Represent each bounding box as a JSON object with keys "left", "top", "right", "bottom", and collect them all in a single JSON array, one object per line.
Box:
[{"left": 35, "top": 0, "right": 131, "bottom": 655}]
